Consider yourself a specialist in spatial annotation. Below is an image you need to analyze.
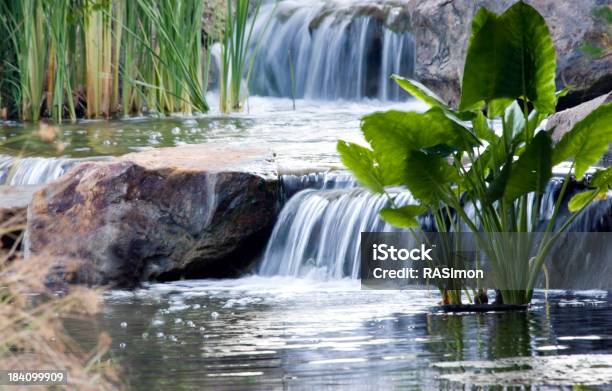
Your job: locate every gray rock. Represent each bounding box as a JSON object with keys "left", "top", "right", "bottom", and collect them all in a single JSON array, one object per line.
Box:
[
  {"left": 546, "top": 92, "right": 611, "bottom": 165},
  {"left": 25, "top": 144, "right": 280, "bottom": 287},
  {"left": 547, "top": 92, "right": 611, "bottom": 140},
  {"left": 402, "top": 0, "right": 612, "bottom": 108}
]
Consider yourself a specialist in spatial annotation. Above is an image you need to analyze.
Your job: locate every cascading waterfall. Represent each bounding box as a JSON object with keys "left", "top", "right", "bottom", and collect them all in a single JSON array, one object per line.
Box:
[
  {"left": 258, "top": 188, "right": 416, "bottom": 279},
  {"left": 279, "top": 171, "right": 357, "bottom": 201},
  {"left": 260, "top": 172, "right": 435, "bottom": 279},
  {"left": 0, "top": 155, "right": 108, "bottom": 185},
  {"left": 248, "top": 1, "right": 415, "bottom": 100}
]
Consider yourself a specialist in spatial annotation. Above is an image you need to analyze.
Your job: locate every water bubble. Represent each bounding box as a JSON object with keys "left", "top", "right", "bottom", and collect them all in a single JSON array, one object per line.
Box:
[
  {"left": 192, "top": 304, "right": 201, "bottom": 309},
  {"left": 169, "top": 335, "right": 178, "bottom": 342},
  {"left": 187, "top": 321, "right": 196, "bottom": 328},
  {"left": 119, "top": 343, "right": 126, "bottom": 349},
  {"left": 152, "top": 319, "right": 165, "bottom": 327},
  {"left": 120, "top": 322, "right": 128, "bottom": 328},
  {"left": 175, "top": 318, "right": 183, "bottom": 324},
  {"left": 156, "top": 332, "right": 165, "bottom": 339},
  {"left": 211, "top": 312, "right": 219, "bottom": 319},
  {"left": 199, "top": 327, "right": 206, "bottom": 332},
  {"left": 142, "top": 332, "right": 149, "bottom": 340}
]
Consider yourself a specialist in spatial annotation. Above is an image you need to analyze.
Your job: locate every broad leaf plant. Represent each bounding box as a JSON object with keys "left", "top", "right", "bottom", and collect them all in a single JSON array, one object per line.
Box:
[{"left": 338, "top": 2, "right": 612, "bottom": 305}]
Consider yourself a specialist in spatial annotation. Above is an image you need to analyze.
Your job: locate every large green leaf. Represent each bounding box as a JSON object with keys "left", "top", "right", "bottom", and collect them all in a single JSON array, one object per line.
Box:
[
  {"left": 567, "top": 167, "right": 612, "bottom": 212},
  {"left": 337, "top": 141, "right": 386, "bottom": 193},
  {"left": 392, "top": 75, "right": 477, "bottom": 121},
  {"left": 380, "top": 205, "right": 428, "bottom": 228},
  {"left": 459, "top": 3, "right": 557, "bottom": 115},
  {"left": 504, "top": 101, "right": 526, "bottom": 144},
  {"left": 503, "top": 131, "right": 553, "bottom": 202},
  {"left": 403, "top": 151, "right": 459, "bottom": 204},
  {"left": 473, "top": 111, "right": 499, "bottom": 144},
  {"left": 568, "top": 190, "right": 598, "bottom": 212},
  {"left": 552, "top": 103, "right": 612, "bottom": 179},
  {"left": 592, "top": 166, "right": 612, "bottom": 189},
  {"left": 392, "top": 75, "right": 450, "bottom": 110},
  {"left": 486, "top": 150, "right": 514, "bottom": 203},
  {"left": 361, "top": 108, "right": 477, "bottom": 159},
  {"left": 488, "top": 98, "right": 514, "bottom": 119}
]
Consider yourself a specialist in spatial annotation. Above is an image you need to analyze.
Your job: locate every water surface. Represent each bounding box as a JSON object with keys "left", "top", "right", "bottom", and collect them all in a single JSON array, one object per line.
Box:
[{"left": 69, "top": 278, "right": 612, "bottom": 390}]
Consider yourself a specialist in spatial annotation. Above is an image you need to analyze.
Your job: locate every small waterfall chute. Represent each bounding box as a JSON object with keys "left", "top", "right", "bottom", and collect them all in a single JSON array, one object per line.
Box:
[
  {"left": 259, "top": 185, "right": 422, "bottom": 279},
  {"left": 0, "top": 154, "right": 108, "bottom": 186}
]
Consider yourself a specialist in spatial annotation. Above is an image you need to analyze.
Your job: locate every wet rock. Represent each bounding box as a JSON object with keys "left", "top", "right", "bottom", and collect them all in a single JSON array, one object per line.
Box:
[
  {"left": 404, "top": 0, "right": 611, "bottom": 108},
  {"left": 26, "top": 144, "right": 279, "bottom": 288}
]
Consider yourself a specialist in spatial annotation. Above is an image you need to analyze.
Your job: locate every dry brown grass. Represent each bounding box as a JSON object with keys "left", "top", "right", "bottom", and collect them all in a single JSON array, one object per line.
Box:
[{"left": 0, "top": 210, "right": 122, "bottom": 390}]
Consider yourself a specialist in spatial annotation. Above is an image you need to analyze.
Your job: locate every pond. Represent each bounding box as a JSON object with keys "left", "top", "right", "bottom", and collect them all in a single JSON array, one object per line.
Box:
[
  {"left": 0, "top": 96, "right": 427, "bottom": 187},
  {"left": 0, "top": 96, "right": 426, "bottom": 180},
  {"left": 67, "top": 279, "right": 612, "bottom": 389}
]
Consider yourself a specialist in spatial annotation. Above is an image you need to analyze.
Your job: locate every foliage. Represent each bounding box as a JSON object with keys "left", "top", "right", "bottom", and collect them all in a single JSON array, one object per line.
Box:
[
  {"left": 338, "top": 1, "right": 612, "bottom": 305},
  {"left": 0, "top": 0, "right": 216, "bottom": 121},
  {"left": 219, "top": 0, "right": 265, "bottom": 113}
]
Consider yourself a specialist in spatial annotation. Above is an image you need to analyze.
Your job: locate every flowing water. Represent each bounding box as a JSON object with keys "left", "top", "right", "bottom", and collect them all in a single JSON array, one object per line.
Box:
[{"left": 247, "top": 0, "right": 415, "bottom": 100}]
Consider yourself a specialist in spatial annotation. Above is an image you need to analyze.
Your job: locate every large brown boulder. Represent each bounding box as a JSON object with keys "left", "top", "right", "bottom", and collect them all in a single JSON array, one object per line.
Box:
[
  {"left": 405, "top": 0, "right": 611, "bottom": 109},
  {"left": 26, "top": 144, "right": 279, "bottom": 287}
]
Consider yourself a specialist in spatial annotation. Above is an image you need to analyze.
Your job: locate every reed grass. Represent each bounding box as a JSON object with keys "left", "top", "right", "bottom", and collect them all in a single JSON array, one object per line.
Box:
[
  {"left": 0, "top": 0, "right": 218, "bottom": 121},
  {"left": 220, "top": 0, "right": 265, "bottom": 113}
]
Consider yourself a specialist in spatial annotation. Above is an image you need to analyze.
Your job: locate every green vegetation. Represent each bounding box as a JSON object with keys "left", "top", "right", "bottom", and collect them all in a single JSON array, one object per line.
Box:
[
  {"left": 581, "top": 5, "right": 612, "bottom": 59},
  {"left": 592, "top": 5, "right": 612, "bottom": 24},
  {"left": 219, "top": 0, "right": 264, "bottom": 113},
  {"left": 338, "top": 1, "right": 612, "bottom": 305},
  {"left": 0, "top": 0, "right": 215, "bottom": 122}
]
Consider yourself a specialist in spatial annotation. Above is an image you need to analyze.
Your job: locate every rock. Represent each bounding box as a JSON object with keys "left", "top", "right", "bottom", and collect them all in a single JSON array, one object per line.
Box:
[
  {"left": 26, "top": 144, "right": 279, "bottom": 287},
  {"left": 546, "top": 92, "right": 611, "bottom": 165},
  {"left": 404, "top": 0, "right": 612, "bottom": 108},
  {"left": 0, "top": 186, "right": 40, "bottom": 250},
  {"left": 547, "top": 92, "right": 611, "bottom": 140}
]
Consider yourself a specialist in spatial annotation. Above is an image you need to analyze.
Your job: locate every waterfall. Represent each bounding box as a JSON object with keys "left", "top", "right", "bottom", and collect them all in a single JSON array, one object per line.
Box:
[
  {"left": 0, "top": 154, "right": 108, "bottom": 185},
  {"left": 279, "top": 170, "right": 357, "bottom": 201},
  {"left": 248, "top": 1, "right": 415, "bottom": 100},
  {"left": 259, "top": 171, "right": 435, "bottom": 279}
]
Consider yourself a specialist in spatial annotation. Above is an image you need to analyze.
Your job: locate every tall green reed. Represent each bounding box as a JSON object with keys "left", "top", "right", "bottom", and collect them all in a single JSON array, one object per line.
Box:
[
  {"left": 0, "top": 0, "right": 217, "bottom": 121},
  {"left": 1, "top": 0, "right": 47, "bottom": 121},
  {"left": 220, "top": 0, "right": 263, "bottom": 113}
]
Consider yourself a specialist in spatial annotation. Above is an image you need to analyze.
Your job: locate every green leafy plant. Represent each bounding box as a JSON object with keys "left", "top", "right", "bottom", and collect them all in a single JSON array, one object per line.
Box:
[{"left": 338, "top": 1, "right": 612, "bottom": 305}]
